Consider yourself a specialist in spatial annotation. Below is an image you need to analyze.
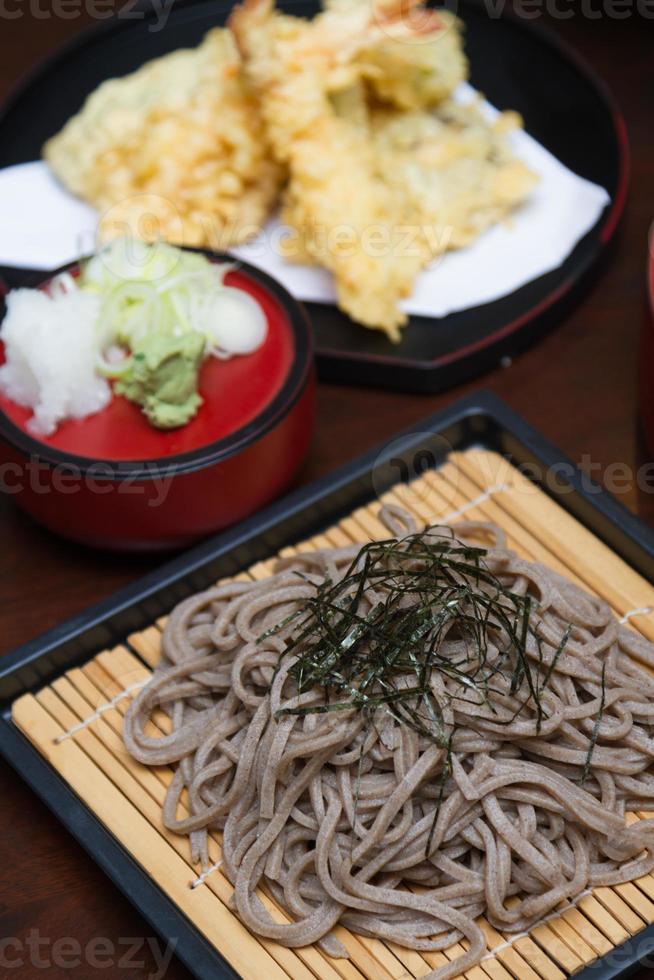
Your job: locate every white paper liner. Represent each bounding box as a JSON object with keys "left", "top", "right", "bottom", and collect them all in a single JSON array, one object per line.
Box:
[{"left": 0, "top": 84, "right": 610, "bottom": 320}]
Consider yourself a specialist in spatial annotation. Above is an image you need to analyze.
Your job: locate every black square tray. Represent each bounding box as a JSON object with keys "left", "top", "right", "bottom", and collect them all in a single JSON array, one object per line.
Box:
[{"left": 1, "top": 391, "right": 654, "bottom": 980}]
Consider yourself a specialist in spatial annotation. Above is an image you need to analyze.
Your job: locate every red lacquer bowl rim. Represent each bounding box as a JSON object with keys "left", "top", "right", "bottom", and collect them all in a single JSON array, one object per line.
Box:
[{"left": 0, "top": 248, "right": 314, "bottom": 480}]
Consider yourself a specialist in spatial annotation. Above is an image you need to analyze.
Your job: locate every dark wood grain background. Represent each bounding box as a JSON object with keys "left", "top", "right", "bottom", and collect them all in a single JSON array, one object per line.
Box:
[{"left": 1, "top": 5, "right": 653, "bottom": 977}]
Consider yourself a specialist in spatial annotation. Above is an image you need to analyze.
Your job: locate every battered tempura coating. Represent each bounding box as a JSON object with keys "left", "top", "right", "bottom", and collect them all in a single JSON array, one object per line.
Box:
[
  {"left": 45, "top": 1, "right": 537, "bottom": 339},
  {"left": 231, "top": 0, "right": 466, "bottom": 339},
  {"left": 371, "top": 99, "right": 539, "bottom": 256},
  {"left": 44, "top": 29, "right": 282, "bottom": 248},
  {"left": 341, "top": 0, "right": 468, "bottom": 109}
]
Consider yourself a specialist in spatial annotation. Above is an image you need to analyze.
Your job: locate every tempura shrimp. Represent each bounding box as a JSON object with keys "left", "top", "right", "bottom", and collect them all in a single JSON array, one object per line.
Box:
[{"left": 230, "top": 0, "right": 466, "bottom": 339}]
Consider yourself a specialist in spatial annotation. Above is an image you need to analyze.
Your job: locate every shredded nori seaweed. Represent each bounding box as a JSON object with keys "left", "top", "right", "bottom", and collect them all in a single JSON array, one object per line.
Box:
[
  {"left": 265, "top": 527, "right": 570, "bottom": 745},
  {"left": 581, "top": 660, "right": 607, "bottom": 786}
]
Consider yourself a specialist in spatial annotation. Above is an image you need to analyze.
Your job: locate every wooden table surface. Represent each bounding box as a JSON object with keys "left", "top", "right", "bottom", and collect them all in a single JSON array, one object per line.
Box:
[{"left": 1, "top": 6, "right": 653, "bottom": 978}]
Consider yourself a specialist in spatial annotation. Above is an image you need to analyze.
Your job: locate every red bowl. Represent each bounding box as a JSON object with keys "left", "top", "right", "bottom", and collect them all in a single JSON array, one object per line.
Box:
[
  {"left": 0, "top": 250, "right": 315, "bottom": 551},
  {"left": 639, "top": 236, "right": 654, "bottom": 459}
]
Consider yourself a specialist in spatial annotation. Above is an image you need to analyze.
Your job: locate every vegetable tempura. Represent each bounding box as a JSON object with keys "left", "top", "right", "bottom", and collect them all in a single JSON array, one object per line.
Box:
[{"left": 45, "top": 29, "right": 283, "bottom": 248}]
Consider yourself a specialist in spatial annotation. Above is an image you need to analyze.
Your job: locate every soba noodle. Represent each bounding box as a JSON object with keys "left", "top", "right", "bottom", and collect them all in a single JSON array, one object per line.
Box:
[{"left": 124, "top": 508, "right": 654, "bottom": 979}]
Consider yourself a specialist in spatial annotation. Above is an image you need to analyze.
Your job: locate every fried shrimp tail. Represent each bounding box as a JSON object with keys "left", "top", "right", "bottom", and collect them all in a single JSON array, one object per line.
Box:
[{"left": 337, "top": 0, "right": 468, "bottom": 109}]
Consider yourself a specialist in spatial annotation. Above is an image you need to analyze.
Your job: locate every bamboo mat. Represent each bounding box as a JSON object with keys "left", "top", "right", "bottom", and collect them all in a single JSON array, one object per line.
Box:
[{"left": 11, "top": 448, "right": 654, "bottom": 980}]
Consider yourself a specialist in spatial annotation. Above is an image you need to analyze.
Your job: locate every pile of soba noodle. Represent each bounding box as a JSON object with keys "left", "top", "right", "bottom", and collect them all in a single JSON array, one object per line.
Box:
[{"left": 124, "top": 508, "right": 654, "bottom": 980}]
